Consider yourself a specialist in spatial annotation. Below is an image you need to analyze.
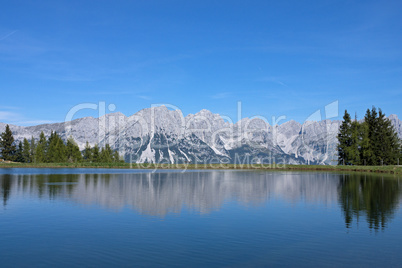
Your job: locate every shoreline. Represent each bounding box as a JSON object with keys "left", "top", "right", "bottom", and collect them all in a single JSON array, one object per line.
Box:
[{"left": 1, "top": 162, "right": 401, "bottom": 175}]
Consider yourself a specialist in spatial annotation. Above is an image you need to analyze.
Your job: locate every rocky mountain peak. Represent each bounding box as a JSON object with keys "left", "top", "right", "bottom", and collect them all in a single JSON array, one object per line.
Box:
[{"left": 0, "top": 108, "right": 400, "bottom": 165}]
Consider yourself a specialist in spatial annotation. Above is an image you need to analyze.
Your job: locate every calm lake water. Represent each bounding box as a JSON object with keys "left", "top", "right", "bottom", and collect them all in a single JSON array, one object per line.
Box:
[{"left": 1, "top": 168, "right": 402, "bottom": 267}]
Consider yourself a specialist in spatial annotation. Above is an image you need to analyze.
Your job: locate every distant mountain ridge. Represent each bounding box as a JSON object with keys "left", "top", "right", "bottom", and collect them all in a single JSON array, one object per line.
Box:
[{"left": 1, "top": 107, "right": 401, "bottom": 165}]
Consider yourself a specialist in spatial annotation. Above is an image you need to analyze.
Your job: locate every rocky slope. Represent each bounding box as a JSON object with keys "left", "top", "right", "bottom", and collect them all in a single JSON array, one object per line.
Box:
[{"left": 1, "top": 107, "right": 400, "bottom": 165}]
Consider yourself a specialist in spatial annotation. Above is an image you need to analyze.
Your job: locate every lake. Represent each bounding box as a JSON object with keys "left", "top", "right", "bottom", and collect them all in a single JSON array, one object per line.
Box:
[{"left": 1, "top": 168, "right": 402, "bottom": 267}]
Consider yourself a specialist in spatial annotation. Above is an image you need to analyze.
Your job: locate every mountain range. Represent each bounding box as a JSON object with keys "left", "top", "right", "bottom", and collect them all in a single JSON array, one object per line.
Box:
[{"left": 1, "top": 106, "right": 401, "bottom": 165}]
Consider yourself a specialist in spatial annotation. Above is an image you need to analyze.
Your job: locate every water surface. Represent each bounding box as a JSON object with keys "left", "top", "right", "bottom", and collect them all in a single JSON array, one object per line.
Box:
[{"left": 1, "top": 169, "right": 402, "bottom": 267}]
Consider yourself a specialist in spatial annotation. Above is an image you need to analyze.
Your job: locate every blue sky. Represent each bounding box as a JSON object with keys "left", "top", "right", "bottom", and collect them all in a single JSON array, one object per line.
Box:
[{"left": 1, "top": 0, "right": 401, "bottom": 125}]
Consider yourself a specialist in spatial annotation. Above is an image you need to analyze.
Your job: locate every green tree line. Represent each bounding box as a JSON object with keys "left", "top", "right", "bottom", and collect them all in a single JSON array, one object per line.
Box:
[
  {"left": 0, "top": 125, "right": 120, "bottom": 163},
  {"left": 337, "top": 107, "right": 401, "bottom": 166}
]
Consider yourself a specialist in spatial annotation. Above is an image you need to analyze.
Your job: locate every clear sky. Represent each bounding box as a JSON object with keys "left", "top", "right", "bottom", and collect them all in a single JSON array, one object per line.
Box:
[{"left": 1, "top": 0, "right": 401, "bottom": 125}]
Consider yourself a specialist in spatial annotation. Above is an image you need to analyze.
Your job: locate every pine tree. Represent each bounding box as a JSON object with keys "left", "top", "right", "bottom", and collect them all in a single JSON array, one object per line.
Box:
[
  {"left": 66, "top": 136, "right": 82, "bottom": 163},
  {"left": 54, "top": 132, "right": 66, "bottom": 163},
  {"left": 100, "top": 147, "right": 105, "bottom": 162},
  {"left": 92, "top": 144, "right": 100, "bottom": 162},
  {"left": 376, "top": 109, "right": 400, "bottom": 165},
  {"left": 375, "top": 110, "right": 386, "bottom": 165},
  {"left": 35, "top": 131, "right": 47, "bottom": 163},
  {"left": 30, "top": 136, "right": 36, "bottom": 163},
  {"left": 72, "top": 143, "right": 82, "bottom": 162},
  {"left": 22, "top": 138, "right": 31, "bottom": 163},
  {"left": 337, "top": 110, "right": 352, "bottom": 165},
  {"left": 113, "top": 150, "right": 120, "bottom": 162},
  {"left": 100, "top": 144, "right": 113, "bottom": 162},
  {"left": 361, "top": 107, "right": 400, "bottom": 165},
  {"left": 46, "top": 131, "right": 56, "bottom": 162},
  {"left": 15, "top": 141, "right": 24, "bottom": 162},
  {"left": 55, "top": 135, "right": 67, "bottom": 162},
  {"left": 0, "top": 125, "right": 17, "bottom": 161},
  {"left": 45, "top": 131, "right": 66, "bottom": 163},
  {"left": 359, "top": 122, "right": 371, "bottom": 166},
  {"left": 364, "top": 107, "right": 378, "bottom": 165},
  {"left": 349, "top": 116, "right": 361, "bottom": 165},
  {"left": 83, "top": 142, "right": 92, "bottom": 162}
]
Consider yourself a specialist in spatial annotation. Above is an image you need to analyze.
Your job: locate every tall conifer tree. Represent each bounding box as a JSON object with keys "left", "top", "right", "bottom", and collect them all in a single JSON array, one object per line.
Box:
[
  {"left": 0, "top": 125, "right": 16, "bottom": 161},
  {"left": 66, "top": 136, "right": 82, "bottom": 163},
  {"left": 349, "top": 115, "right": 361, "bottom": 165},
  {"left": 83, "top": 141, "right": 92, "bottom": 162},
  {"left": 22, "top": 138, "right": 31, "bottom": 163},
  {"left": 15, "top": 141, "right": 24, "bottom": 162},
  {"left": 92, "top": 144, "right": 100, "bottom": 162},
  {"left": 364, "top": 107, "right": 378, "bottom": 165},
  {"left": 376, "top": 109, "right": 400, "bottom": 165},
  {"left": 35, "top": 131, "right": 47, "bottom": 163},
  {"left": 30, "top": 136, "right": 36, "bottom": 163},
  {"left": 113, "top": 150, "right": 120, "bottom": 162},
  {"left": 359, "top": 122, "right": 371, "bottom": 165},
  {"left": 337, "top": 110, "right": 352, "bottom": 165}
]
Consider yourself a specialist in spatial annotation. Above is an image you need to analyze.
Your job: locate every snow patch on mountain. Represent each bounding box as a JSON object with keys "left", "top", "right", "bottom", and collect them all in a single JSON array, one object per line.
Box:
[{"left": 1, "top": 108, "right": 400, "bottom": 165}]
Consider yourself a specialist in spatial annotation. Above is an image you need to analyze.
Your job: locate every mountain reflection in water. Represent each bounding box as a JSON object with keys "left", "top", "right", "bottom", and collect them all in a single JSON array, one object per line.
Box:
[{"left": 1, "top": 170, "right": 401, "bottom": 230}]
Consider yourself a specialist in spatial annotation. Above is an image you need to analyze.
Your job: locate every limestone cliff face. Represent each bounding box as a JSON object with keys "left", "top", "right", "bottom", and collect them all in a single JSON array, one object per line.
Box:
[{"left": 1, "top": 108, "right": 401, "bottom": 165}]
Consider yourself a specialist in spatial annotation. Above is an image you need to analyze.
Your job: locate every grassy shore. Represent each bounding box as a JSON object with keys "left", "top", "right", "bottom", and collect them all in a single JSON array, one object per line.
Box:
[{"left": 1, "top": 161, "right": 402, "bottom": 175}]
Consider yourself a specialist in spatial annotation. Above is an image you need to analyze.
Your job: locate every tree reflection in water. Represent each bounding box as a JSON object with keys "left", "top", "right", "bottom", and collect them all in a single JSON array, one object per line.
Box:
[
  {"left": 338, "top": 173, "right": 402, "bottom": 230},
  {"left": 1, "top": 171, "right": 401, "bottom": 231},
  {"left": 1, "top": 174, "right": 11, "bottom": 207}
]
